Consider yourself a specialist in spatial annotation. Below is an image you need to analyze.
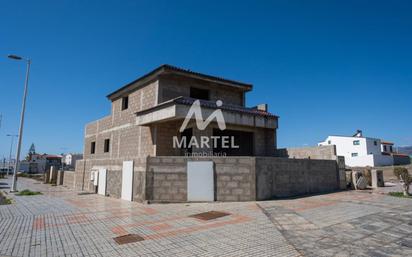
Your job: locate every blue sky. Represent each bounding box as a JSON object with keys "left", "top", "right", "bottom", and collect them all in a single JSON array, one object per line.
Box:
[{"left": 1, "top": 0, "right": 411, "bottom": 159}]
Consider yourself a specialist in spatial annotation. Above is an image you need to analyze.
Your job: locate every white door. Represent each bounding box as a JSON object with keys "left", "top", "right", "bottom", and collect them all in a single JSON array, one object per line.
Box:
[
  {"left": 98, "top": 168, "right": 107, "bottom": 196},
  {"left": 187, "top": 161, "right": 214, "bottom": 201},
  {"left": 92, "top": 170, "right": 99, "bottom": 186},
  {"left": 121, "top": 161, "right": 134, "bottom": 201}
]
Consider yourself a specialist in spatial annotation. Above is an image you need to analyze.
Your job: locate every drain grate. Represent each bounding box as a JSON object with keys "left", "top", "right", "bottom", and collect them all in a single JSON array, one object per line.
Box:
[
  {"left": 113, "top": 234, "right": 144, "bottom": 245},
  {"left": 189, "top": 211, "right": 230, "bottom": 221}
]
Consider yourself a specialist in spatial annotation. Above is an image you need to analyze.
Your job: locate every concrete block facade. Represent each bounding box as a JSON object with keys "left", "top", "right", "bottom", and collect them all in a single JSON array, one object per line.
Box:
[
  {"left": 62, "top": 171, "right": 75, "bottom": 188},
  {"left": 255, "top": 157, "right": 340, "bottom": 199},
  {"left": 68, "top": 156, "right": 342, "bottom": 202},
  {"left": 276, "top": 145, "right": 337, "bottom": 160},
  {"left": 84, "top": 80, "right": 158, "bottom": 160},
  {"left": 80, "top": 66, "right": 278, "bottom": 162},
  {"left": 68, "top": 65, "right": 344, "bottom": 202},
  {"left": 159, "top": 75, "right": 245, "bottom": 106},
  {"left": 146, "top": 157, "right": 256, "bottom": 202}
]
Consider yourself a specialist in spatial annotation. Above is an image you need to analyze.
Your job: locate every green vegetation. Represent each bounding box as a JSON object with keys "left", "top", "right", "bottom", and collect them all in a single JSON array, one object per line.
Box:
[
  {"left": 388, "top": 192, "right": 412, "bottom": 199},
  {"left": 16, "top": 189, "right": 42, "bottom": 196},
  {"left": 2, "top": 198, "right": 12, "bottom": 204},
  {"left": 0, "top": 192, "right": 12, "bottom": 205},
  {"left": 17, "top": 173, "right": 44, "bottom": 181},
  {"left": 393, "top": 167, "right": 412, "bottom": 196}
]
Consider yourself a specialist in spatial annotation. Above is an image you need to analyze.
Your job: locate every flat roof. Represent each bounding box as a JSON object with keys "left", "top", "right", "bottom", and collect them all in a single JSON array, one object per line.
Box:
[{"left": 325, "top": 135, "right": 380, "bottom": 141}]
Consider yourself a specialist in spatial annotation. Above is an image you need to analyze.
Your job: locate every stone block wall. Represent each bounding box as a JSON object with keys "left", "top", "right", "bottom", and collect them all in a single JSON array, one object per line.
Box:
[
  {"left": 73, "top": 157, "right": 148, "bottom": 201},
  {"left": 106, "top": 170, "right": 122, "bottom": 198},
  {"left": 337, "top": 156, "right": 347, "bottom": 189},
  {"left": 255, "top": 157, "right": 339, "bottom": 199},
  {"left": 62, "top": 171, "right": 75, "bottom": 189},
  {"left": 83, "top": 80, "right": 159, "bottom": 161},
  {"left": 146, "top": 157, "right": 187, "bottom": 202},
  {"left": 214, "top": 157, "right": 256, "bottom": 201},
  {"left": 49, "top": 166, "right": 58, "bottom": 184},
  {"left": 146, "top": 156, "right": 256, "bottom": 202},
  {"left": 73, "top": 155, "right": 341, "bottom": 202},
  {"left": 57, "top": 170, "right": 64, "bottom": 185},
  {"left": 277, "top": 145, "right": 337, "bottom": 160},
  {"left": 159, "top": 75, "right": 245, "bottom": 107}
]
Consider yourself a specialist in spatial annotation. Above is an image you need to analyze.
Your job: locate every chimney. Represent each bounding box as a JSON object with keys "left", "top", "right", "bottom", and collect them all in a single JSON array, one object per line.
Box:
[{"left": 254, "top": 104, "right": 268, "bottom": 112}]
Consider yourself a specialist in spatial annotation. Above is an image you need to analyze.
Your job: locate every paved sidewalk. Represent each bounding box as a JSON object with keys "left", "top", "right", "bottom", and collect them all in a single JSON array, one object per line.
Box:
[
  {"left": 0, "top": 177, "right": 299, "bottom": 257},
  {"left": 259, "top": 191, "right": 412, "bottom": 257},
  {"left": 1, "top": 177, "right": 412, "bottom": 257}
]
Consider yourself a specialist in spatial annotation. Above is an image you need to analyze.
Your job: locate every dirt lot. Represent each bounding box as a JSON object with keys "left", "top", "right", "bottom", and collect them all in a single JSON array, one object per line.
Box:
[
  {"left": 375, "top": 164, "right": 412, "bottom": 182},
  {"left": 348, "top": 163, "right": 411, "bottom": 183}
]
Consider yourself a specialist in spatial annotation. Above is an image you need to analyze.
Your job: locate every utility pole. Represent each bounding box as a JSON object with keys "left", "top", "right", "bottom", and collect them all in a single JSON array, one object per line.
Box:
[{"left": 7, "top": 134, "right": 18, "bottom": 176}]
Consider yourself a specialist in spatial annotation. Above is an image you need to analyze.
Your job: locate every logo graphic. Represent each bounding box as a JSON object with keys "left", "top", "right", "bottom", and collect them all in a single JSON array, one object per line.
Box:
[
  {"left": 173, "top": 99, "right": 238, "bottom": 156},
  {"left": 179, "top": 100, "right": 226, "bottom": 132}
]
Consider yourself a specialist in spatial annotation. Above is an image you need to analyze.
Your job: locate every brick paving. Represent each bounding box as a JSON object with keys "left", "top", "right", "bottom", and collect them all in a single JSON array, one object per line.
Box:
[
  {"left": 0, "top": 178, "right": 299, "bottom": 257},
  {"left": 1, "top": 177, "right": 412, "bottom": 257},
  {"left": 259, "top": 191, "right": 412, "bottom": 257}
]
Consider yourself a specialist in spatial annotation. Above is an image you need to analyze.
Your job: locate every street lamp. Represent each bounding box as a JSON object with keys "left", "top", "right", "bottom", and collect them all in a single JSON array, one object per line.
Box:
[
  {"left": 8, "top": 54, "right": 31, "bottom": 192},
  {"left": 6, "top": 134, "right": 18, "bottom": 176}
]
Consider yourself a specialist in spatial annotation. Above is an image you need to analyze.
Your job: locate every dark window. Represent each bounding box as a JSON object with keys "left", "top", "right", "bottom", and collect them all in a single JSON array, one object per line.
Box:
[
  {"left": 351, "top": 153, "right": 358, "bottom": 157},
  {"left": 328, "top": 140, "right": 331, "bottom": 144},
  {"left": 190, "top": 87, "right": 209, "bottom": 100},
  {"left": 180, "top": 128, "right": 193, "bottom": 154},
  {"left": 122, "top": 96, "right": 129, "bottom": 110},
  {"left": 353, "top": 140, "right": 360, "bottom": 145},
  {"left": 374, "top": 141, "right": 377, "bottom": 146},
  {"left": 91, "top": 142, "right": 96, "bottom": 154},
  {"left": 213, "top": 129, "right": 254, "bottom": 156},
  {"left": 104, "top": 139, "right": 110, "bottom": 153},
  {"left": 390, "top": 146, "right": 393, "bottom": 152},
  {"left": 383, "top": 145, "right": 387, "bottom": 152}
]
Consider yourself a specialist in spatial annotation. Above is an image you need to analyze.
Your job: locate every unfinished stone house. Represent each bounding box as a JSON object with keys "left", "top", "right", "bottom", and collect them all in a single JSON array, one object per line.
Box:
[{"left": 66, "top": 65, "right": 345, "bottom": 202}]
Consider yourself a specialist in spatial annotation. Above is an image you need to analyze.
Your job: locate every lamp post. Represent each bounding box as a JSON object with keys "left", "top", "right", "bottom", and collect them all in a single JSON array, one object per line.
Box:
[
  {"left": 8, "top": 54, "right": 31, "bottom": 192},
  {"left": 6, "top": 134, "right": 18, "bottom": 176}
]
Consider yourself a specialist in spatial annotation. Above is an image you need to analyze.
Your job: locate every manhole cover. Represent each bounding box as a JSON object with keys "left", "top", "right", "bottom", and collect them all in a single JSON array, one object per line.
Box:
[
  {"left": 189, "top": 211, "right": 230, "bottom": 221},
  {"left": 113, "top": 234, "right": 144, "bottom": 245}
]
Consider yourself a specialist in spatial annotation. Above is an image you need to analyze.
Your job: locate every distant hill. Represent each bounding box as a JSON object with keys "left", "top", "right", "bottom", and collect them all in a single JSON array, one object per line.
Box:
[{"left": 397, "top": 146, "right": 412, "bottom": 156}]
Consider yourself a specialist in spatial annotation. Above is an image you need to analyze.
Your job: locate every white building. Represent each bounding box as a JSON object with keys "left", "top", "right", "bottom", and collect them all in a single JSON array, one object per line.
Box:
[
  {"left": 381, "top": 141, "right": 394, "bottom": 154},
  {"left": 319, "top": 130, "right": 393, "bottom": 167},
  {"left": 63, "top": 153, "right": 83, "bottom": 168}
]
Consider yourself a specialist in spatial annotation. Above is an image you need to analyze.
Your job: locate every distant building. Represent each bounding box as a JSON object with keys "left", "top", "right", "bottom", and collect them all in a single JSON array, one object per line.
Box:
[
  {"left": 380, "top": 141, "right": 394, "bottom": 154},
  {"left": 19, "top": 154, "right": 62, "bottom": 173},
  {"left": 319, "top": 130, "right": 410, "bottom": 167}
]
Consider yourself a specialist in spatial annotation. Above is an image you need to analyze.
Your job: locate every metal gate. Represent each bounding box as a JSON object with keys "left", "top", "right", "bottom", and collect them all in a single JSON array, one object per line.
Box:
[
  {"left": 121, "top": 161, "right": 134, "bottom": 201},
  {"left": 98, "top": 168, "right": 107, "bottom": 196},
  {"left": 187, "top": 161, "right": 214, "bottom": 201}
]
